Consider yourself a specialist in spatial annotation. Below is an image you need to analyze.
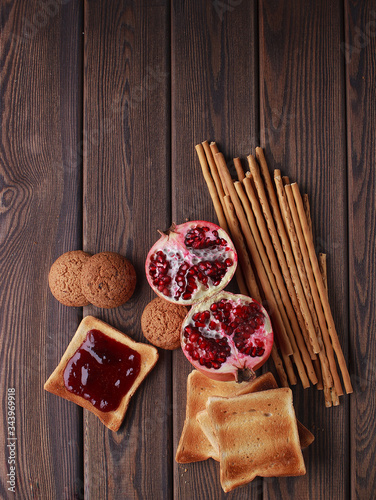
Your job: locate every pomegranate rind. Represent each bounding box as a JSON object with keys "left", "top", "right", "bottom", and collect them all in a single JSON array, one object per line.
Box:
[
  {"left": 180, "top": 291, "right": 273, "bottom": 382},
  {"left": 145, "top": 221, "right": 237, "bottom": 306}
]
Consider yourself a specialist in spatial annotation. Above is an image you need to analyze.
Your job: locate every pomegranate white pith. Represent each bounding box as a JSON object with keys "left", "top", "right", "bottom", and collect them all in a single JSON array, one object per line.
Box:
[
  {"left": 145, "top": 221, "right": 237, "bottom": 306},
  {"left": 181, "top": 291, "right": 274, "bottom": 382}
]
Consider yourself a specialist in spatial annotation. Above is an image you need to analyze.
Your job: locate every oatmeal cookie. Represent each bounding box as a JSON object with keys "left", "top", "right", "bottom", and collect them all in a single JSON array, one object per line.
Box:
[
  {"left": 48, "top": 250, "right": 91, "bottom": 307},
  {"left": 80, "top": 252, "right": 136, "bottom": 308},
  {"left": 141, "top": 297, "right": 187, "bottom": 350}
]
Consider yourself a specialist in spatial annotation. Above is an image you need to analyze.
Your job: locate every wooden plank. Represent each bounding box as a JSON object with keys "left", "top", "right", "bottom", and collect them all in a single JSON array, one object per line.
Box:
[
  {"left": 0, "top": 1, "right": 83, "bottom": 498},
  {"left": 259, "top": 1, "right": 350, "bottom": 498},
  {"left": 171, "top": 1, "right": 260, "bottom": 498},
  {"left": 82, "top": 1, "right": 171, "bottom": 498},
  {"left": 344, "top": 1, "right": 376, "bottom": 499}
]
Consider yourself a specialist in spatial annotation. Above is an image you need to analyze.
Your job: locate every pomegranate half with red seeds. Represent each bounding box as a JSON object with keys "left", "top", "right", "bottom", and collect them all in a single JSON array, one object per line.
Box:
[
  {"left": 145, "top": 221, "right": 237, "bottom": 305},
  {"left": 181, "top": 291, "right": 273, "bottom": 382}
]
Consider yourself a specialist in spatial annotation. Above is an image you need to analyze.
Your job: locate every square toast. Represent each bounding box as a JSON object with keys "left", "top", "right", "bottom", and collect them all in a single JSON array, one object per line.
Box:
[
  {"left": 206, "top": 388, "right": 306, "bottom": 492},
  {"left": 44, "top": 315, "right": 158, "bottom": 431},
  {"left": 176, "top": 371, "right": 314, "bottom": 463},
  {"left": 175, "top": 370, "right": 260, "bottom": 462},
  {"left": 197, "top": 371, "right": 314, "bottom": 456}
]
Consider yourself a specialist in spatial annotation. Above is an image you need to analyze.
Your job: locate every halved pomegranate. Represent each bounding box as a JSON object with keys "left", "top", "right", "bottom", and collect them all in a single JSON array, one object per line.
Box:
[
  {"left": 145, "top": 221, "right": 237, "bottom": 305},
  {"left": 181, "top": 291, "right": 273, "bottom": 382}
]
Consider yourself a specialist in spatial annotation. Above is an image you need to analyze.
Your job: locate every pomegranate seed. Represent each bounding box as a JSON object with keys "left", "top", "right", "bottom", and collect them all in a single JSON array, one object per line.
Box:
[
  {"left": 201, "top": 311, "right": 210, "bottom": 321},
  {"left": 189, "top": 332, "right": 199, "bottom": 343},
  {"left": 225, "top": 258, "right": 233, "bottom": 267},
  {"left": 207, "top": 351, "right": 215, "bottom": 360},
  {"left": 185, "top": 326, "right": 194, "bottom": 335},
  {"left": 210, "top": 303, "right": 218, "bottom": 311},
  {"left": 250, "top": 319, "right": 259, "bottom": 329}
]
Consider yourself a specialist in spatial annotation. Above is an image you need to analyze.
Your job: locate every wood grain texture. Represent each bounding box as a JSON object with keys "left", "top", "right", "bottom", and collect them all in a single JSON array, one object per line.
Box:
[
  {"left": 82, "top": 1, "right": 171, "bottom": 498},
  {"left": 259, "top": 1, "right": 350, "bottom": 499},
  {"left": 344, "top": 1, "right": 376, "bottom": 499},
  {"left": 171, "top": 1, "right": 260, "bottom": 498},
  {"left": 2, "top": 0, "right": 375, "bottom": 497},
  {"left": 0, "top": 1, "right": 83, "bottom": 499}
]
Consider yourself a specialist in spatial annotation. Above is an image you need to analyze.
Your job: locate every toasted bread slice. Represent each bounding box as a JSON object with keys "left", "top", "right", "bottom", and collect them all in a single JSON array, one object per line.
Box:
[
  {"left": 196, "top": 372, "right": 314, "bottom": 455},
  {"left": 236, "top": 372, "right": 314, "bottom": 448},
  {"left": 206, "top": 388, "right": 306, "bottom": 492},
  {"left": 175, "top": 370, "right": 259, "bottom": 463},
  {"left": 234, "top": 371, "right": 278, "bottom": 396},
  {"left": 196, "top": 409, "right": 220, "bottom": 460},
  {"left": 44, "top": 315, "right": 158, "bottom": 431},
  {"left": 194, "top": 372, "right": 282, "bottom": 461}
]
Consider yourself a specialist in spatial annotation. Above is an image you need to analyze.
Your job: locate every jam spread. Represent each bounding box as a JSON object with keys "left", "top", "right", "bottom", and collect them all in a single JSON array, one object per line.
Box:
[{"left": 63, "top": 329, "right": 141, "bottom": 412}]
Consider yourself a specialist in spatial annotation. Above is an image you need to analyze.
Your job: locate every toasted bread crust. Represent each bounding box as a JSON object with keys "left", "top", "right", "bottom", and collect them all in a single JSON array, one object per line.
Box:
[
  {"left": 44, "top": 316, "right": 158, "bottom": 431},
  {"left": 235, "top": 372, "right": 314, "bottom": 448},
  {"left": 175, "top": 370, "right": 272, "bottom": 463},
  {"left": 206, "top": 388, "right": 306, "bottom": 492},
  {"left": 177, "top": 371, "right": 314, "bottom": 465},
  {"left": 196, "top": 410, "right": 220, "bottom": 460},
  {"left": 175, "top": 371, "right": 256, "bottom": 463}
]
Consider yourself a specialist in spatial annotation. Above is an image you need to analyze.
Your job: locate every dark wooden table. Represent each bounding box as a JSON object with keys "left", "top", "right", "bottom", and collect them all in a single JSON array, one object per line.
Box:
[{"left": 1, "top": 1, "right": 375, "bottom": 498}]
